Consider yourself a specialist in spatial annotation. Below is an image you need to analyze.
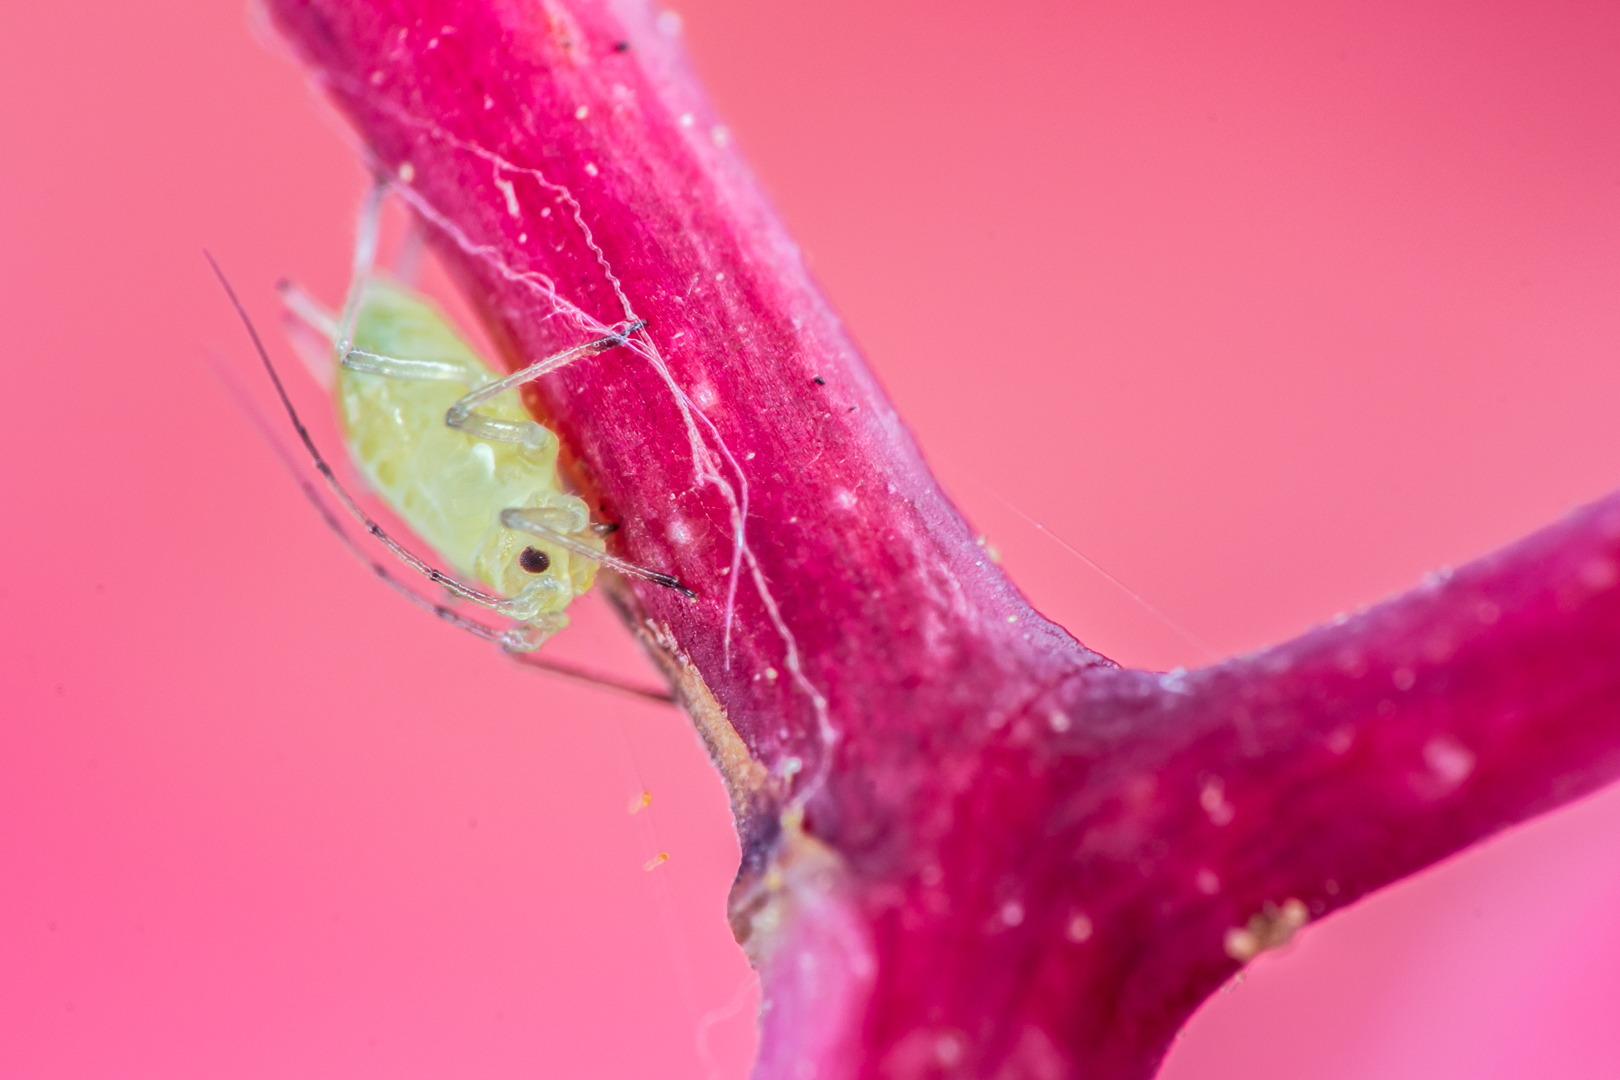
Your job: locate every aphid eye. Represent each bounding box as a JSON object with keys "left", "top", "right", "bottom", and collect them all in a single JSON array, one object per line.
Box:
[{"left": 519, "top": 546, "right": 551, "bottom": 574}]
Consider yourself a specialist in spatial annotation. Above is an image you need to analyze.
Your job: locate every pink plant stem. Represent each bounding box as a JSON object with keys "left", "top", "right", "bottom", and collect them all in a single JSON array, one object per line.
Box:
[{"left": 263, "top": 1, "right": 1620, "bottom": 1077}]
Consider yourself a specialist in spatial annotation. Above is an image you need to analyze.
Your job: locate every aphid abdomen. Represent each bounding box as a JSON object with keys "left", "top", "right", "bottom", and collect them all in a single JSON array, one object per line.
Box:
[{"left": 335, "top": 278, "right": 601, "bottom": 623}]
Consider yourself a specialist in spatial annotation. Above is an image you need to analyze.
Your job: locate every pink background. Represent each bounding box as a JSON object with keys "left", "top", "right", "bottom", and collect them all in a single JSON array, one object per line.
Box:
[{"left": 3, "top": 0, "right": 1618, "bottom": 1077}]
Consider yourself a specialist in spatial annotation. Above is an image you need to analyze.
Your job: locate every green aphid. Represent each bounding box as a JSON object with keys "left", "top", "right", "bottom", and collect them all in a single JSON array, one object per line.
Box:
[{"left": 214, "top": 185, "right": 688, "bottom": 657}]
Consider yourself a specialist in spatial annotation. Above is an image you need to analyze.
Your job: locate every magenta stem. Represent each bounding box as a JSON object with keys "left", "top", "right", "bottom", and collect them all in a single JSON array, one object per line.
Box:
[{"left": 262, "top": 3, "right": 1620, "bottom": 1076}]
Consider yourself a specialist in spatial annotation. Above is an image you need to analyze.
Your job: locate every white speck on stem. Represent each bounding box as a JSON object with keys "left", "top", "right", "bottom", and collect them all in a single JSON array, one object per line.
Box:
[
  {"left": 1423, "top": 735, "right": 1475, "bottom": 790},
  {"left": 1065, "top": 912, "right": 1093, "bottom": 943},
  {"left": 1200, "top": 777, "right": 1235, "bottom": 826}
]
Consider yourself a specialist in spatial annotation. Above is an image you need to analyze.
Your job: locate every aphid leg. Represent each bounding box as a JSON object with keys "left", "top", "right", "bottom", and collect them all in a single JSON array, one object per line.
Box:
[
  {"left": 341, "top": 350, "right": 475, "bottom": 383},
  {"left": 279, "top": 279, "right": 474, "bottom": 388},
  {"left": 276, "top": 279, "right": 340, "bottom": 390},
  {"left": 208, "top": 252, "right": 538, "bottom": 622},
  {"left": 391, "top": 215, "right": 427, "bottom": 285},
  {"left": 444, "top": 319, "right": 648, "bottom": 446},
  {"left": 332, "top": 179, "right": 387, "bottom": 365},
  {"left": 277, "top": 179, "right": 392, "bottom": 390},
  {"left": 280, "top": 277, "right": 474, "bottom": 388},
  {"left": 282, "top": 188, "right": 475, "bottom": 387},
  {"left": 365, "top": 571, "right": 674, "bottom": 704},
  {"left": 319, "top": 182, "right": 646, "bottom": 449},
  {"left": 277, "top": 279, "right": 339, "bottom": 339},
  {"left": 501, "top": 507, "right": 698, "bottom": 599},
  {"left": 326, "top": 327, "right": 550, "bottom": 446}
]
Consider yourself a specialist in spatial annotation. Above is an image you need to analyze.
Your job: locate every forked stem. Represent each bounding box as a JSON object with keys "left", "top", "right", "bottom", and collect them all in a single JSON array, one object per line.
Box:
[{"left": 261, "top": 4, "right": 1620, "bottom": 1079}]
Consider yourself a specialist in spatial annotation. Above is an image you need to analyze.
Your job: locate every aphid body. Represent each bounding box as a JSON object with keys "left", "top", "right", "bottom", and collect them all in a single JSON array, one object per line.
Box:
[
  {"left": 334, "top": 277, "right": 600, "bottom": 639},
  {"left": 217, "top": 183, "right": 687, "bottom": 664}
]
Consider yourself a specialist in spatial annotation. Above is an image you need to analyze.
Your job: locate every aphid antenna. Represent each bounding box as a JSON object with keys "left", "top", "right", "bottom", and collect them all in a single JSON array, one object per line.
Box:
[
  {"left": 204, "top": 340, "right": 677, "bottom": 706},
  {"left": 206, "top": 251, "right": 515, "bottom": 615}
]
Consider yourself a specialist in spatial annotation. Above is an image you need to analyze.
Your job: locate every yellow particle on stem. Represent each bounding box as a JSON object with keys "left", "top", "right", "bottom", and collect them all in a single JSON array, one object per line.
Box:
[{"left": 1223, "top": 898, "right": 1308, "bottom": 962}]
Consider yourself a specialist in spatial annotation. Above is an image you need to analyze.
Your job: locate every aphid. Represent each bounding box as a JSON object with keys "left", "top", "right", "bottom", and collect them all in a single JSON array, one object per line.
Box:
[{"left": 211, "top": 182, "right": 690, "bottom": 663}]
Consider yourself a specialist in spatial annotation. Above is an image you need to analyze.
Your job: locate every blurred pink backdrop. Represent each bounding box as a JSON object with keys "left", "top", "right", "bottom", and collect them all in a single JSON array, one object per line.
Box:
[{"left": 2, "top": 1, "right": 1618, "bottom": 1077}]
